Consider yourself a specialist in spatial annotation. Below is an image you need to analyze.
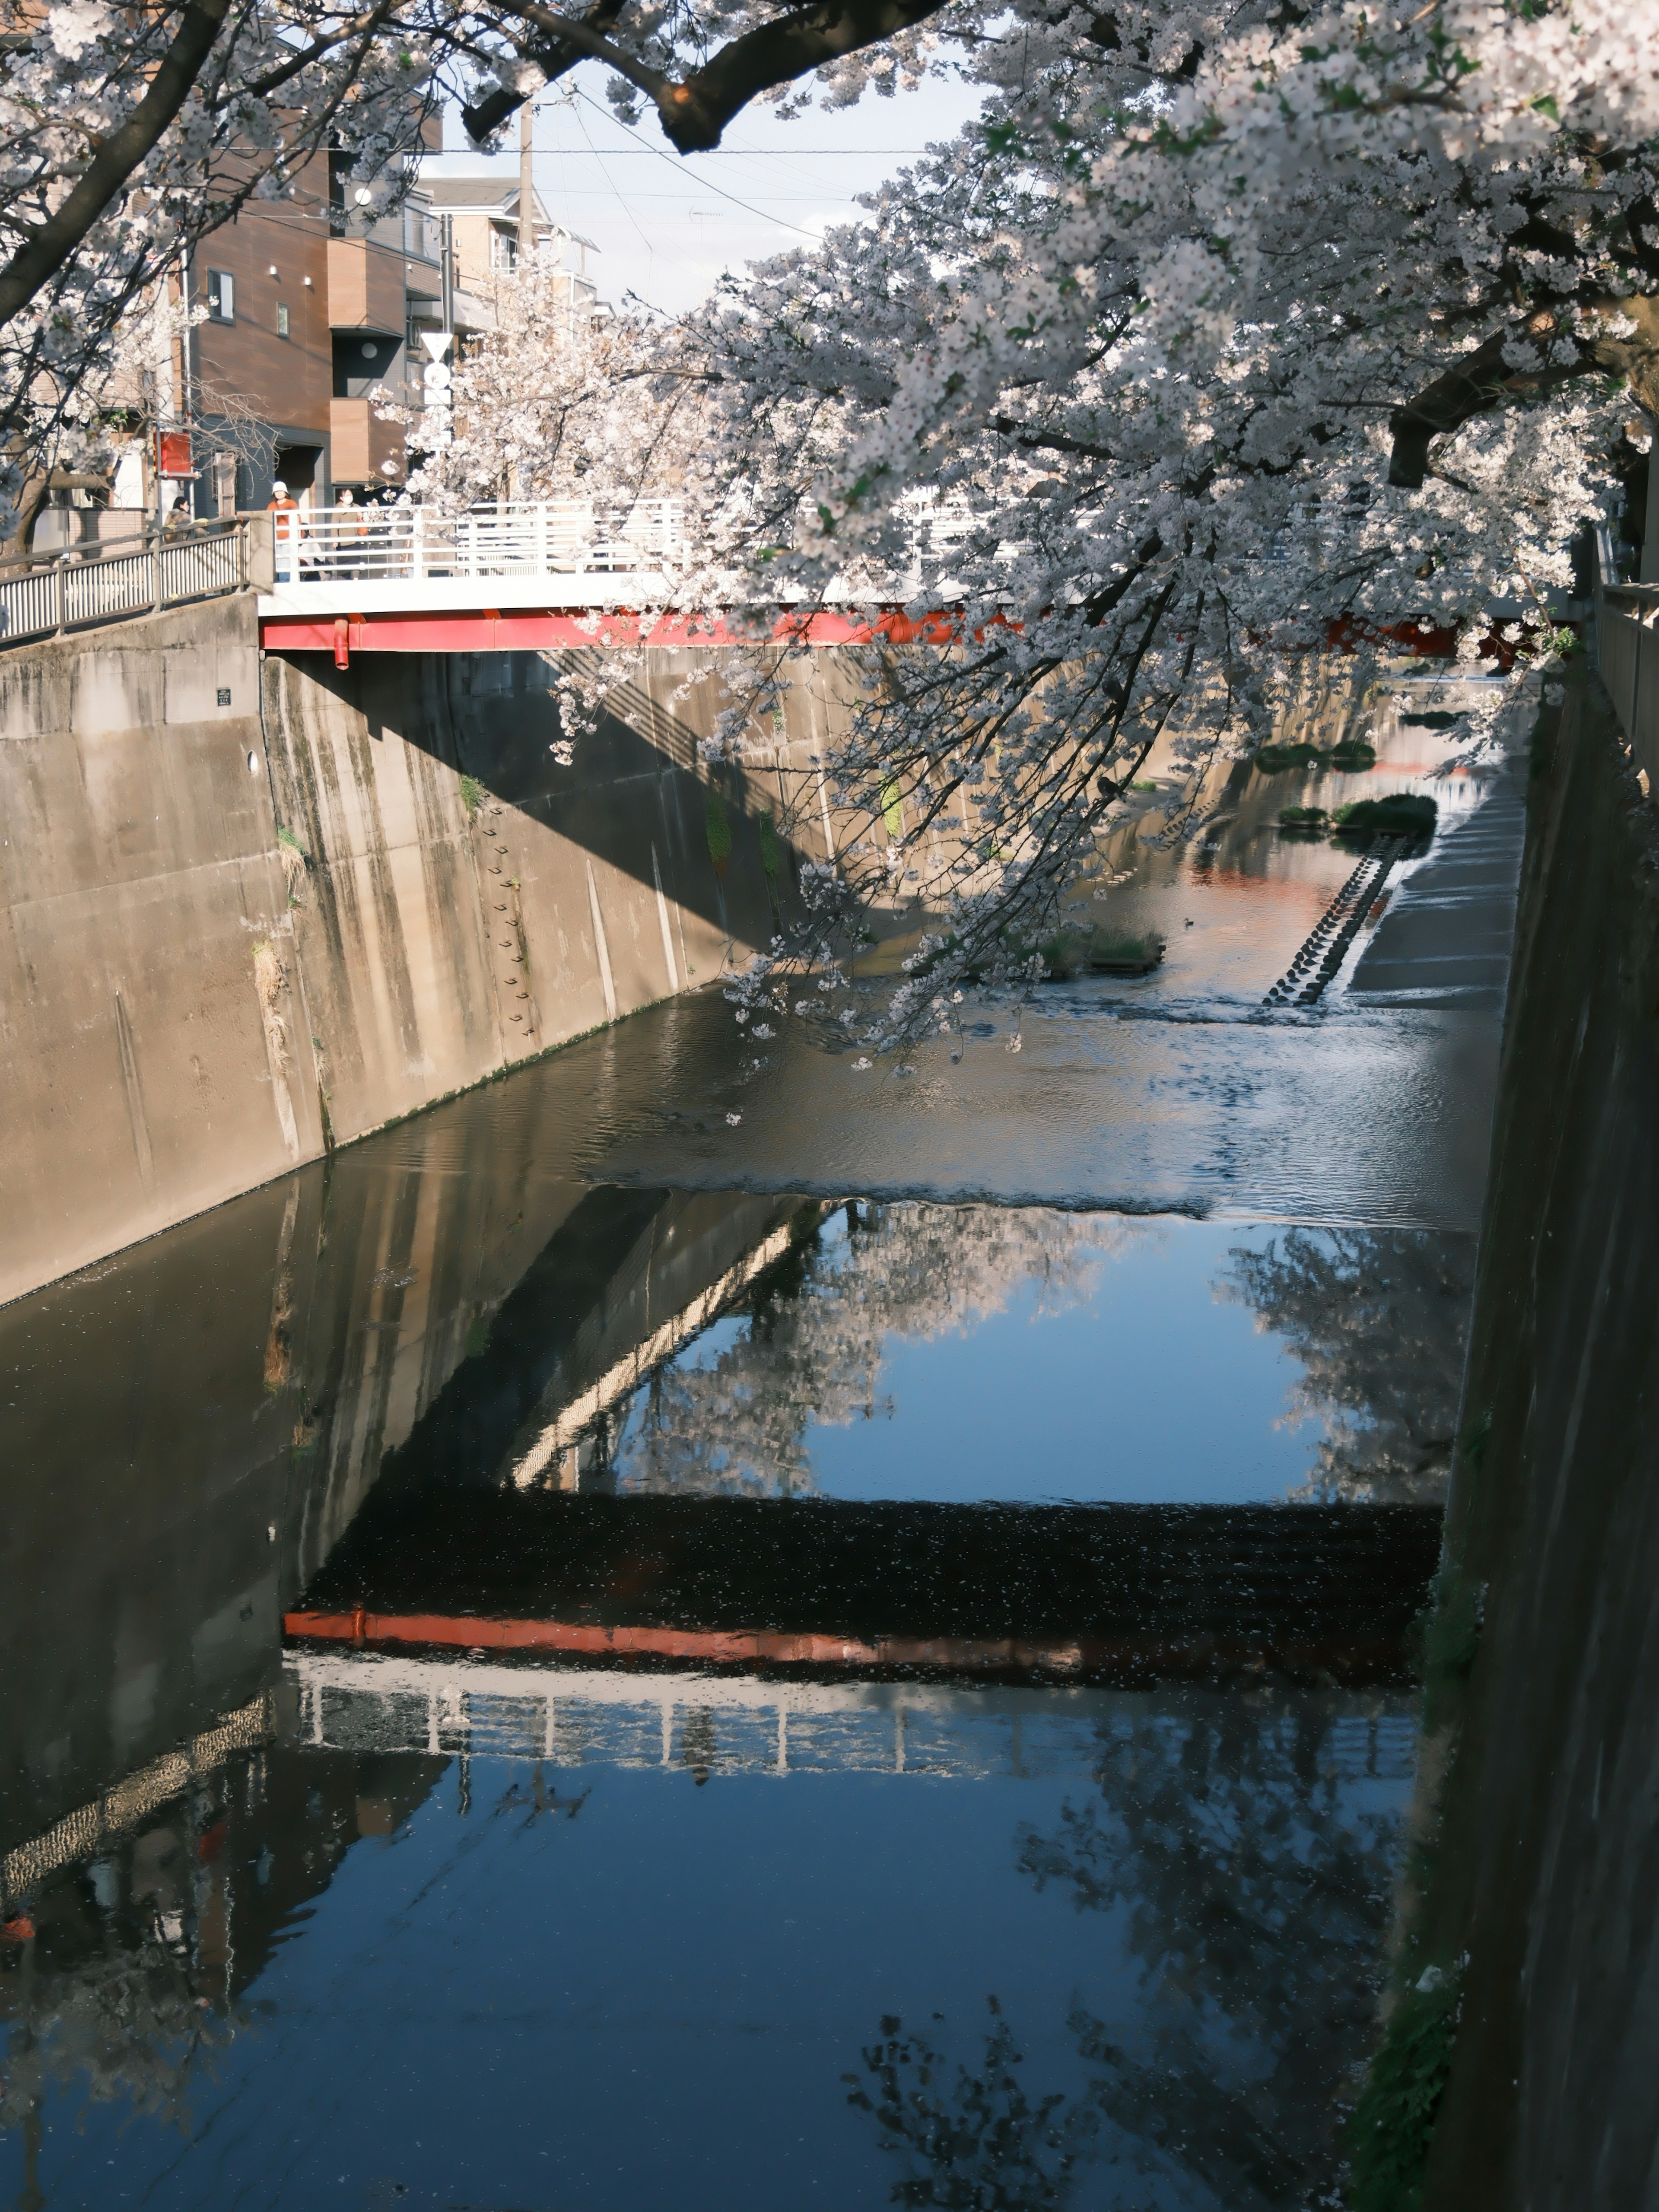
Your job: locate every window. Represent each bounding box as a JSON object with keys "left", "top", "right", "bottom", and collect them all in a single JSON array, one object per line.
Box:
[
  {"left": 206, "top": 269, "right": 234, "bottom": 322},
  {"left": 276, "top": 302, "right": 290, "bottom": 339}
]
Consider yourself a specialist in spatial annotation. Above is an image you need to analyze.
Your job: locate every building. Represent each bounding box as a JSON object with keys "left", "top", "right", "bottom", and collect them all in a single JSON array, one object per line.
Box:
[
  {"left": 179, "top": 148, "right": 444, "bottom": 516},
  {"left": 32, "top": 156, "right": 603, "bottom": 543},
  {"left": 414, "top": 172, "right": 599, "bottom": 337},
  {"left": 175, "top": 168, "right": 597, "bottom": 517}
]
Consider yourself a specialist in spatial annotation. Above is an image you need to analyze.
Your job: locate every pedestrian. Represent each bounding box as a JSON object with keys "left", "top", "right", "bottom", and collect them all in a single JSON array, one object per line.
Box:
[
  {"left": 268, "top": 478, "right": 299, "bottom": 582},
  {"left": 334, "top": 486, "right": 369, "bottom": 578}
]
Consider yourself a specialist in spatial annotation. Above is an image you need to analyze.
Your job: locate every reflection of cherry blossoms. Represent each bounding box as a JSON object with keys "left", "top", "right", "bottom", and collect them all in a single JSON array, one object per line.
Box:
[
  {"left": 609, "top": 1202, "right": 1137, "bottom": 1497},
  {"left": 1220, "top": 1229, "right": 1475, "bottom": 1504},
  {"left": 1017, "top": 1690, "right": 1408, "bottom": 2209}
]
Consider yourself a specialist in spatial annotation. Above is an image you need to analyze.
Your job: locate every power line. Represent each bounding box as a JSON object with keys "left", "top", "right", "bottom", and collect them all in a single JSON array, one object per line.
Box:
[
  {"left": 570, "top": 90, "right": 828, "bottom": 240},
  {"left": 572, "top": 95, "right": 658, "bottom": 266}
]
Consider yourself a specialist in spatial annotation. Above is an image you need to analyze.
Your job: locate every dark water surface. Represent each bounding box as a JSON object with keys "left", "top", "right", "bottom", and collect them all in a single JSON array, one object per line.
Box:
[{"left": 0, "top": 745, "right": 1516, "bottom": 2210}]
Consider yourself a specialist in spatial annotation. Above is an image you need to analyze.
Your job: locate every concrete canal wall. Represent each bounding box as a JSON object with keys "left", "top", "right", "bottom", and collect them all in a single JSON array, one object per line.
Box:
[
  {"left": 1403, "top": 673, "right": 1659, "bottom": 2211},
  {"left": 0, "top": 598, "right": 845, "bottom": 1305}
]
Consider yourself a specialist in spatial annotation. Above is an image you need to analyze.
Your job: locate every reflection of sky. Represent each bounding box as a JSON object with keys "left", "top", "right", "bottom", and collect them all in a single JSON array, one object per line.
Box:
[
  {"left": 805, "top": 1222, "right": 1321, "bottom": 1505},
  {"left": 616, "top": 1216, "right": 1428, "bottom": 1506},
  {"left": 3, "top": 1701, "right": 1411, "bottom": 2212}
]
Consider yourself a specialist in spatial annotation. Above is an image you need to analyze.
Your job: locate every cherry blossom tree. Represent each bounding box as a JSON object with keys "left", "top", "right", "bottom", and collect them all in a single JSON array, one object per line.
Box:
[
  {"left": 699, "top": 0, "right": 1659, "bottom": 1048},
  {"left": 0, "top": 0, "right": 971, "bottom": 531},
  {"left": 398, "top": 3, "right": 1659, "bottom": 1051},
  {"left": 8, "top": 0, "right": 1657, "bottom": 1046}
]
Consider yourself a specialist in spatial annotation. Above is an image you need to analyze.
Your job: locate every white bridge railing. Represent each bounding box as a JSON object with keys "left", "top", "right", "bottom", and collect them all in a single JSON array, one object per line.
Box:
[
  {"left": 0, "top": 493, "right": 986, "bottom": 644},
  {"left": 282, "top": 499, "right": 687, "bottom": 583},
  {"left": 0, "top": 521, "right": 247, "bottom": 648},
  {"left": 277, "top": 495, "right": 982, "bottom": 586}
]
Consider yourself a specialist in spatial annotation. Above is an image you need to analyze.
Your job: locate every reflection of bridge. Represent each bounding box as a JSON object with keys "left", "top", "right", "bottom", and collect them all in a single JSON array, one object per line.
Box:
[
  {"left": 286, "top": 1648, "right": 1419, "bottom": 1785},
  {"left": 258, "top": 500, "right": 961, "bottom": 658},
  {"left": 288, "top": 1495, "right": 1442, "bottom": 1688}
]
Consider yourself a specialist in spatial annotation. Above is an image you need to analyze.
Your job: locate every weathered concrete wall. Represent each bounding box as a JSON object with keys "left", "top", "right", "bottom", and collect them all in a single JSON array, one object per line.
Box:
[
  {"left": 0, "top": 600, "right": 321, "bottom": 1307},
  {"left": 262, "top": 645, "right": 834, "bottom": 1148},
  {"left": 0, "top": 601, "right": 851, "bottom": 1303},
  {"left": 1404, "top": 675, "right": 1659, "bottom": 2210}
]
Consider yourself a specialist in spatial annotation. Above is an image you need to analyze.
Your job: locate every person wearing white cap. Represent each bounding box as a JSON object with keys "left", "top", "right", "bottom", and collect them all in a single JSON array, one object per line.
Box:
[{"left": 268, "top": 477, "right": 298, "bottom": 582}]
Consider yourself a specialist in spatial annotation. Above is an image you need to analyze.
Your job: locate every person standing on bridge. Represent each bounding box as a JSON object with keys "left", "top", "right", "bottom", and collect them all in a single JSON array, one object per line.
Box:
[{"left": 268, "top": 480, "right": 299, "bottom": 584}]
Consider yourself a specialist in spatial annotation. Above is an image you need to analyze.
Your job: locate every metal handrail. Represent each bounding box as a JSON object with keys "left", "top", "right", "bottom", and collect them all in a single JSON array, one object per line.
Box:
[{"left": 0, "top": 518, "right": 248, "bottom": 648}]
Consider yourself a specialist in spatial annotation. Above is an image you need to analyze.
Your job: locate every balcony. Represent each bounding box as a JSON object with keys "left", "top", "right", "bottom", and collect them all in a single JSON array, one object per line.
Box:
[{"left": 326, "top": 236, "right": 404, "bottom": 333}]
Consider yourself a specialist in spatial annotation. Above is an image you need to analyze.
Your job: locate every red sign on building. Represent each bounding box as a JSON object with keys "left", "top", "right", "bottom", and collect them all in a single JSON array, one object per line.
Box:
[{"left": 154, "top": 428, "right": 194, "bottom": 479}]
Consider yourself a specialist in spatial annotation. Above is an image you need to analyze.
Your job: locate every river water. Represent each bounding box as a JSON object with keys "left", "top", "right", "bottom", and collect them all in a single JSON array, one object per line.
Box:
[{"left": 0, "top": 713, "right": 1516, "bottom": 2210}]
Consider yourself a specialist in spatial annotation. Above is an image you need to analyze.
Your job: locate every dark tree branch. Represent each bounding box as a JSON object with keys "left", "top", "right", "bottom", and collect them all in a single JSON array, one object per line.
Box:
[
  {"left": 1388, "top": 327, "right": 1532, "bottom": 487},
  {"left": 464, "top": 0, "right": 649, "bottom": 138},
  {"left": 658, "top": 0, "right": 948, "bottom": 151},
  {"left": 224, "top": 1, "right": 399, "bottom": 105},
  {"left": 0, "top": 0, "right": 232, "bottom": 335},
  {"left": 992, "top": 414, "right": 1116, "bottom": 459},
  {"left": 477, "top": 0, "right": 950, "bottom": 154},
  {"left": 1389, "top": 300, "right": 1659, "bottom": 486}
]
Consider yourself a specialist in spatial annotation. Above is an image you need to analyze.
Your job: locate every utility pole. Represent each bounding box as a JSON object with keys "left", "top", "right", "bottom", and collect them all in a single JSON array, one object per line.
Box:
[{"left": 518, "top": 100, "right": 535, "bottom": 269}]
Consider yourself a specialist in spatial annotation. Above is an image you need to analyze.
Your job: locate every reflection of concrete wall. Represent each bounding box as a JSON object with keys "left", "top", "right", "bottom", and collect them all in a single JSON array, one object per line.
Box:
[
  {"left": 1419, "top": 680, "right": 1659, "bottom": 2209},
  {"left": 0, "top": 1081, "right": 588, "bottom": 1858},
  {"left": 0, "top": 602, "right": 852, "bottom": 1303},
  {"left": 0, "top": 1063, "right": 808, "bottom": 1864}
]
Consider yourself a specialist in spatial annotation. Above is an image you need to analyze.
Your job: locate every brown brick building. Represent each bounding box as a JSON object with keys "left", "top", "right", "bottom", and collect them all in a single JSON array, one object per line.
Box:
[{"left": 182, "top": 149, "right": 446, "bottom": 515}]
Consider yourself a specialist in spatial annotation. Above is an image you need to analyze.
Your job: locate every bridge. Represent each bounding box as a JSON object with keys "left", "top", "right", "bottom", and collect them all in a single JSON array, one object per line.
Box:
[
  {"left": 0, "top": 500, "right": 960, "bottom": 660},
  {"left": 285, "top": 1646, "right": 1420, "bottom": 1784}
]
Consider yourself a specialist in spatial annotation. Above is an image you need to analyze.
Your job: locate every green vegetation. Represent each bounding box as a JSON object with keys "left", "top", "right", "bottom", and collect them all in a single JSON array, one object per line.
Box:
[
  {"left": 276, "top": 823, "right": 308, "bottom": 858},
  {"left": 759, "top": 810, "right": 782, "bottom": 881},
  {"left": 1039, "top": 924, "right": 1166, "bottom": 978},
  {"left": 1346, "top": 1962, "right": 1463, "bottom": 2212},
  {"left": 459, "top": 773, "right": 485, "bottom": 817},
  {"left": 1278, "top": 805, "right": 1329, "bottom": 834},
  {"left": 1413, "top": 1554, "right": 1488, "bottom": 1737},
  {"left": 1332, "top": 793, "right": 1438, "bottom": 840},
  {"left": 1346, "top": 1534, "right": 1487, "bottom": 2209},
  {"left": 705, "top": 788, "right": 732, "bottom": 877},
  {"left": 1401, "top": 709, "right": 1462, "bottom": 730},
  {"left": 1255, "top": 738, "right": 1377, "bottom": 773}
]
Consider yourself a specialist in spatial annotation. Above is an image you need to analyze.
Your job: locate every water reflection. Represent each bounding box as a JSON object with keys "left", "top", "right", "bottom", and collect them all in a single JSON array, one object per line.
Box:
[
  {"left": 584, "top": 1202, "right": 1472, "bottom": 1510},
  {"left": 3, "top": 1676, "right": 1411, "bottom": 2210},
  {"left": 0, "top": 861, "right": 1497, "bottom": 2203},
  {"left": 1220, "top": 1229, "right": 1471, "bottom": 1502}
]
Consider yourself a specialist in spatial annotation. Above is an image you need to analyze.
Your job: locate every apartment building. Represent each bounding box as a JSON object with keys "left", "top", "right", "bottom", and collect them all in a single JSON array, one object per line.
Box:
[
  {"left": 62, "top": 159, "right": 600, "bottom": 531},
  {"left": 177, "top": 142, "right": 444, "bottom": 516}
]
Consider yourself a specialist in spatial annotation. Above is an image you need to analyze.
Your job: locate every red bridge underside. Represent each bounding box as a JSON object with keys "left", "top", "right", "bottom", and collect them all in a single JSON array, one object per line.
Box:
[
  {"left": 260, "top": 607, "right": 961, "bottom": 658},
  {"left": 283, "top": 1608, "right": 1410, "bottom": 1684},
  {"left": 261, "top": 607, "right": 1538, "bottom": 668}
]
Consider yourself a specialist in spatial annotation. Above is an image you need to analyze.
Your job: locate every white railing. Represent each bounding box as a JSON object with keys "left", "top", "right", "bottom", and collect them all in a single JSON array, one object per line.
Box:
[
  {"left": 278, "top": 494, "right": 985, "bottom": 588},
  {"left": 283, "top": 499, "right": 687, "bottom": 584},
  {"left": 0, "top": 519, "right": 248, "bottom": 648}
]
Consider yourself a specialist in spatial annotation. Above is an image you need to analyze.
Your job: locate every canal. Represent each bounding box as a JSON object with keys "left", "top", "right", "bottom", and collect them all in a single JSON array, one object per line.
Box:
[{"left": 0, "top": 713, "right": 1519, "bottom": 2209}]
